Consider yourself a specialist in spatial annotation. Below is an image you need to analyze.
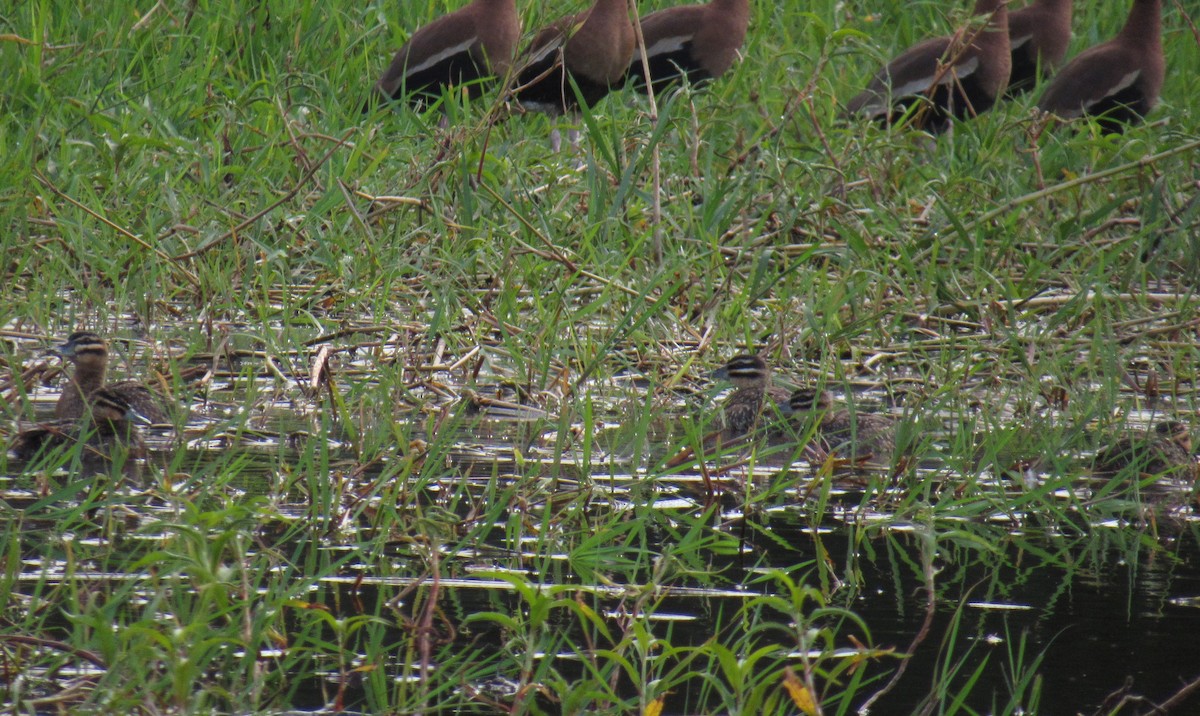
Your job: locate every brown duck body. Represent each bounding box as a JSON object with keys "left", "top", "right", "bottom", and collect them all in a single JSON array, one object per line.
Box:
[
  {"left": 816, "top": 411, "right": 897, "bottom": 465},
  {"left": 1093, "top": 421, "right": 1196, "bottom": 479},
  {"left": 628, "top": 0, "right": 750, "bottom": 95},
  {"left": 13, "top": 387, "right": 147, "bottom": 477},
  {"left": 369, "top": 0, "right": 520, "bottom": 107},
  {"left": 788, "top": 389, "right": 896, "bottom": 466},
  {"left": 720, "top": 384, "right": 791, "bottom": 439},
  {"left": 1037, "top": 0, "right": 1163, "bottom": 133},
  {"left": 514, "top": 0, "right": 636, "bottom": 115},
  {"left": 846, "top": 0, "right": 1011, "bottom": 133},
  {"left": 661, "top": 354, "right": 790, "bottom": 469},
  {"left": 55, "top": 332, "right": 173, "bottom": 424},
  {"left": 711, "top": 354, "right": 791, "bottom": 440},
  {"left": 1006, "top": 0, "right": 1072, "bottom": 94}
]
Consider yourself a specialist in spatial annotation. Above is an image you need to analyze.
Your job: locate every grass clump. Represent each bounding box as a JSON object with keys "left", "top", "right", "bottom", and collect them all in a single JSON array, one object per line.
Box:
[{"left": 1, "top": 0, "right": 1199, "bottom": 713}]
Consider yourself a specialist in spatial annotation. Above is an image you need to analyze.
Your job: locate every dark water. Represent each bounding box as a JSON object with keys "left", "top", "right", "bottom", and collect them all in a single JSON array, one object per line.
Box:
[
  {"left": 247, "top": 478, "right": 1200, "bottom": 715},
  {"left": 764, "top": 512, "right": 1200, "bottom": 715},
  {"left": 267, "top": 502, "right": 1200, "bottom": 715}
]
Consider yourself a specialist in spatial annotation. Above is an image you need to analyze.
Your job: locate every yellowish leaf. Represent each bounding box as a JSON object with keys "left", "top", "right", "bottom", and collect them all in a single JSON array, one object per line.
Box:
[
  {"left": 643, "top": 696, "right": 665, "bottom": 716},
  {"left": 783, "top": 667, "right": 819, "bottom": 716}
]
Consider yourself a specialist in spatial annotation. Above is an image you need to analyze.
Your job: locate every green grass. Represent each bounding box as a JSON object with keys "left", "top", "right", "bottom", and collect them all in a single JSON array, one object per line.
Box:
[{"left": 2, "top": 0, "right": 1199, "bottom": 712}]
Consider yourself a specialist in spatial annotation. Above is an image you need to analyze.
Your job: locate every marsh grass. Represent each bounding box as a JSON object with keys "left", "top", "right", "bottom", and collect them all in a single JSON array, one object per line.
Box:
[{"left": 2, "top": 0, "right": 1199, "bottom": 712}]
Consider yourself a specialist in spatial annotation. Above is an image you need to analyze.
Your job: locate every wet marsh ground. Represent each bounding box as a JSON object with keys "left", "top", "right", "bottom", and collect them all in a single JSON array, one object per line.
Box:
[{"left": 2, "top": 0, "right": 1200, "bottom": 713}]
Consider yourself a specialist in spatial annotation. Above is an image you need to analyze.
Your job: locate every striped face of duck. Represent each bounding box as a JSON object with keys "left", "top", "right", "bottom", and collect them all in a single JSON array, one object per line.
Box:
[
  {"left": 785, "top": 388, "right": 834, "bottom": 415},
  {"left": 57, "top": 331, "right": 109, "bottom": 373},
  {"left": 9, "top": 385, "right": 149, "bottom": 471},
  {"left": 54, "top": 331, "right": 109, "bottom": 420},
  {"left": 85, "top": 387, "right": 144, "bottom": 431},
  {"left": 711, "top": 354, "right": 793, "bottom": 438},
  {"left": 53, "top": 331, "right": 173, "bottom": 424},
  {"left": 711, "top": 354, "right": 771, "bottom": 389}
]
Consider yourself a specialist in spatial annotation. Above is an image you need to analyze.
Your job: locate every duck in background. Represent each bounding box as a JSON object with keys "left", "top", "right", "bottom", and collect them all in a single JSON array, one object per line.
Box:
[
  {"left": 626, "top": 0, "right": 750, "bottom": 96},
  {"left": 1093, "top": 420, "right": 1196, "bottom": 480},
  {"left": 511, "top": 0, "right": 636, "bottom": 150},
  {"left": 846, "top": 0, "right": 1011, "bottom": 134},
  {"left": 1036, "top": 0, "right": 1163, "bottom": 133},
  {"left": 1005, "top": 0, "right": 1073, "bottom": 94},
  {"left": 366, "top": 0, "right": 520, "bottom": 109},
  {"left": 786, "top": 388, "right": 897, "bottom": 469}
]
